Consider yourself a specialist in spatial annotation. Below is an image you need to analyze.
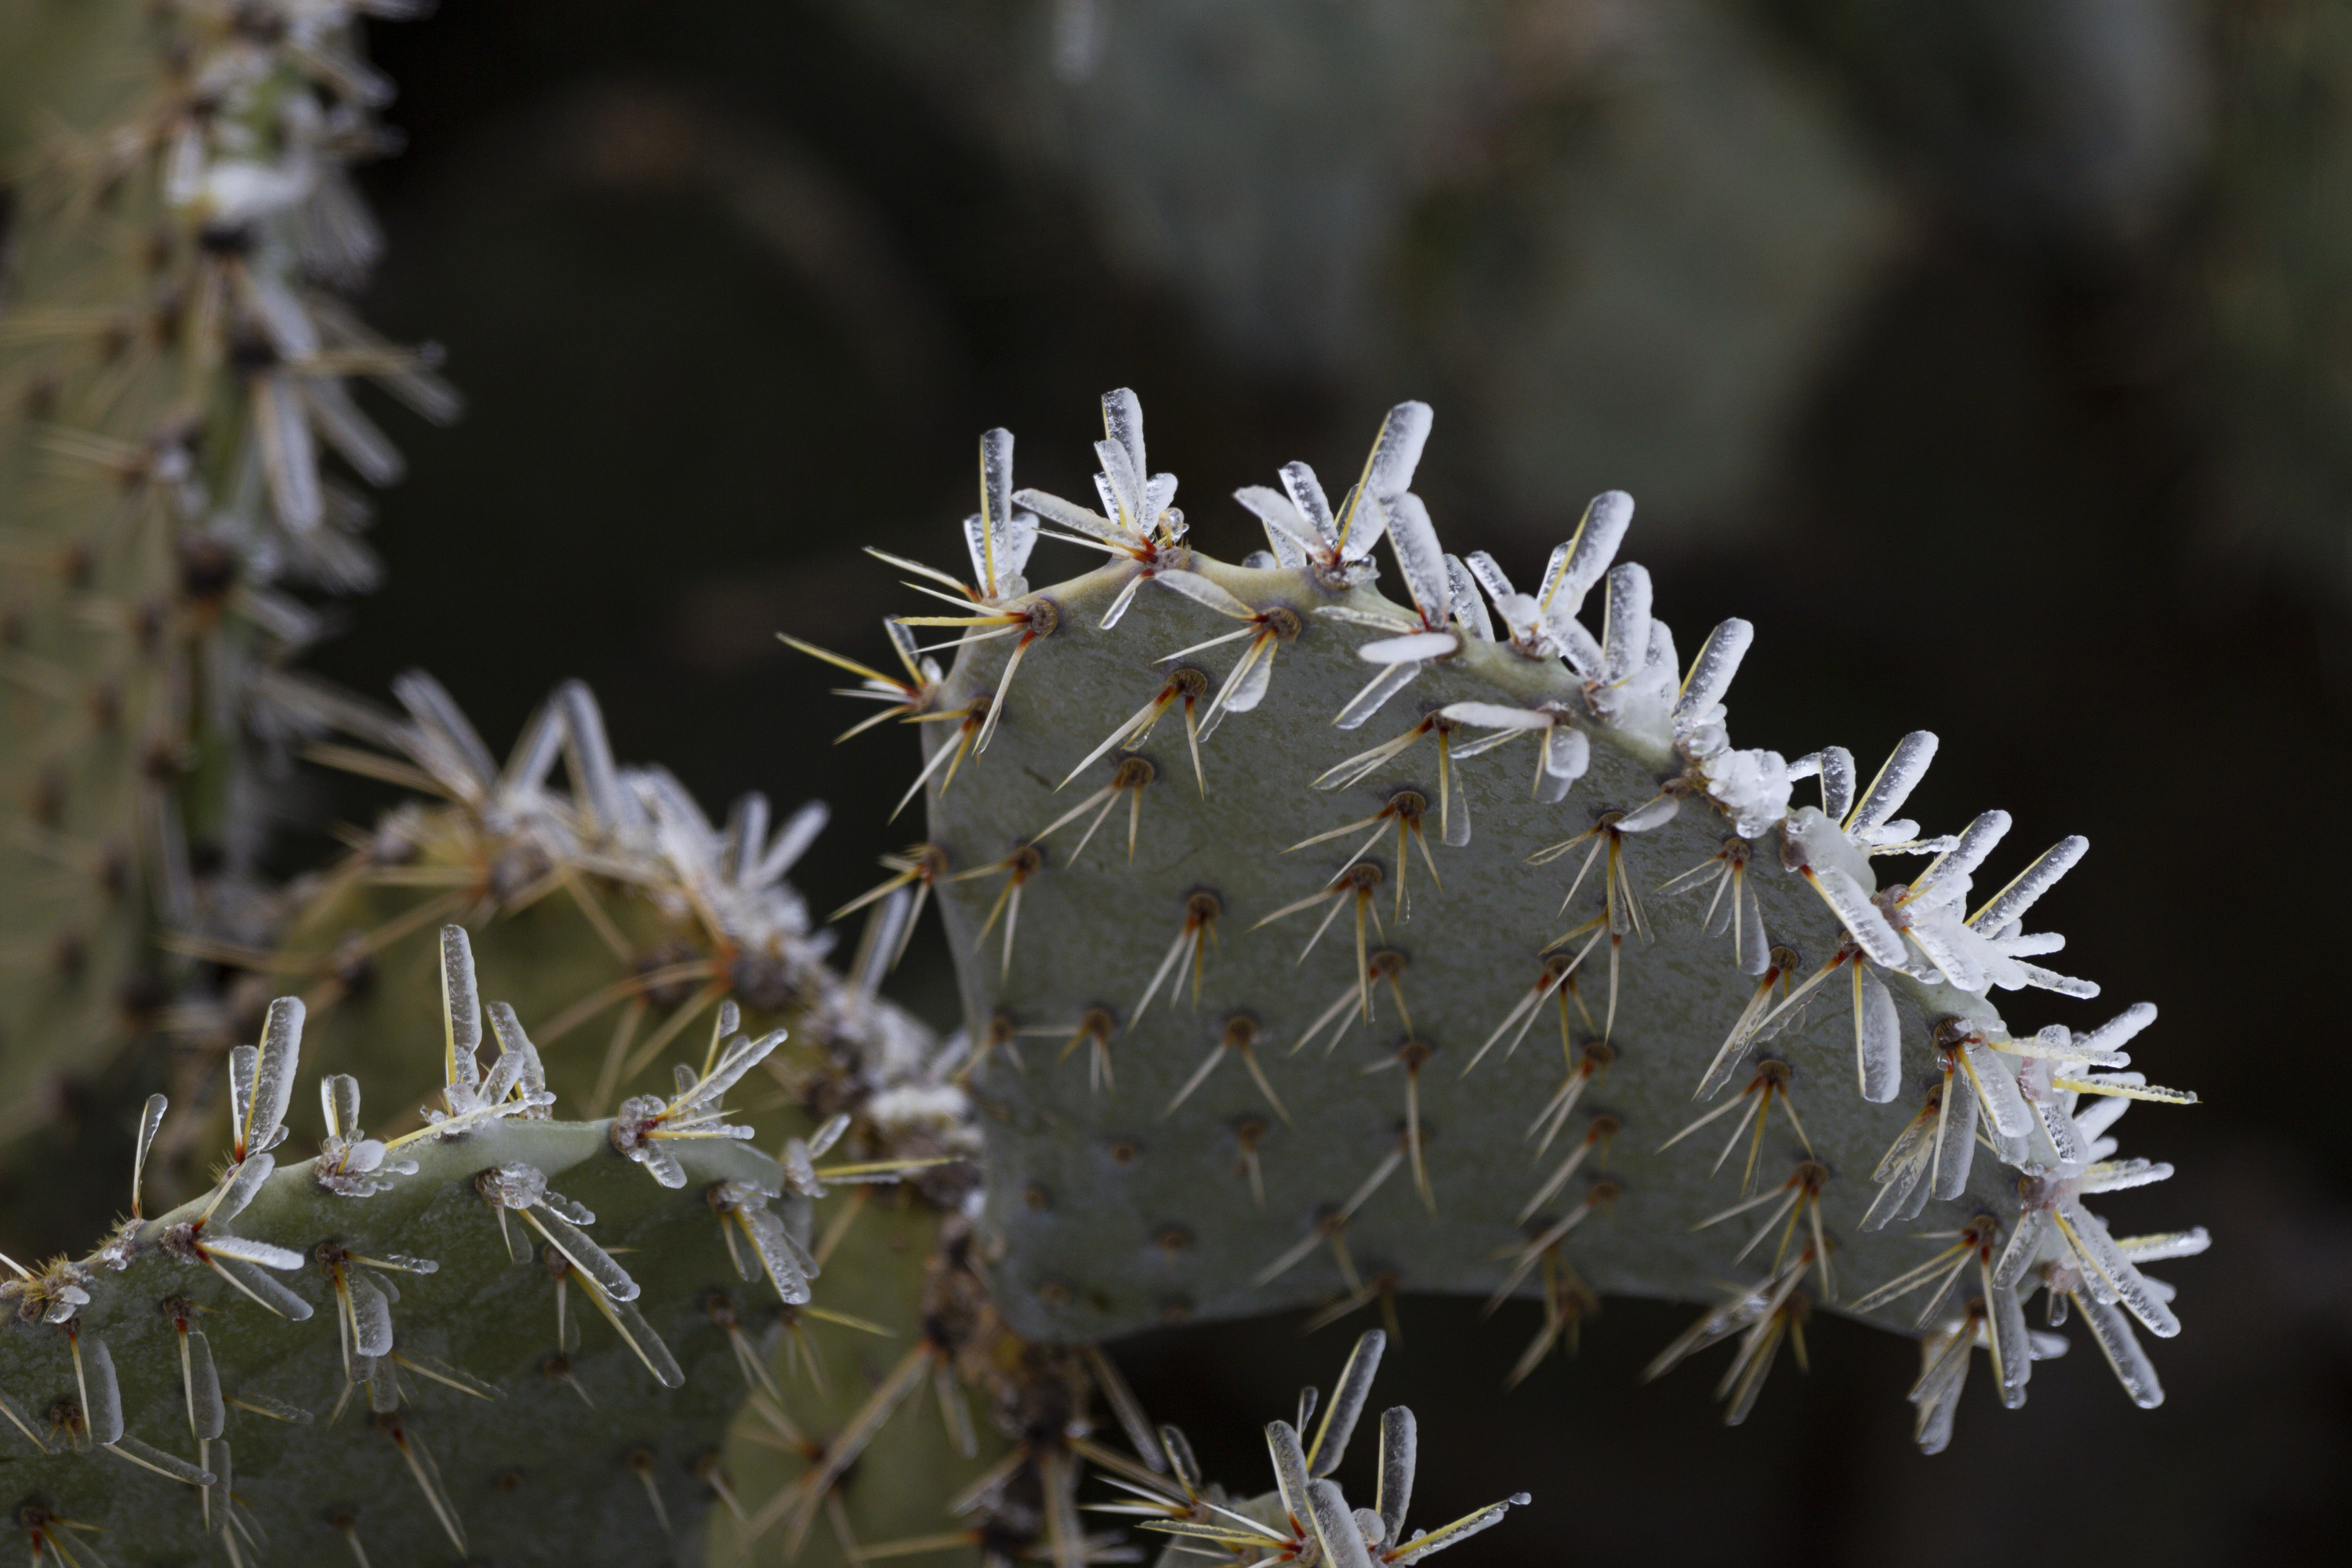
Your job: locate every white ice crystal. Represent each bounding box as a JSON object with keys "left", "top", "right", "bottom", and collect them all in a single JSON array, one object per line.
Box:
[
  {"left": 630, "top": 768, "right": 832, "bottom": 993},
  {"left": 474, "top": 1160, "right": 637, "bottom": 1303},
  {"left": 1236, "top": 403, "right": 1431, "bottom": 593},
  {"left": 315, "top": 1073, "right": 418, "bottom": 1198},
  {"left": 1014, "top": 388, "right": 1196, "bottom": 628},
  {"left": 609, "top": 1018, "right": 782, "bottom": 1189},
  {"left": 416, "top": 928, "right": 557, "bottom": 1139},
  {"left": 708, "top": 1179, "right": 818, "bottom": 1305}
]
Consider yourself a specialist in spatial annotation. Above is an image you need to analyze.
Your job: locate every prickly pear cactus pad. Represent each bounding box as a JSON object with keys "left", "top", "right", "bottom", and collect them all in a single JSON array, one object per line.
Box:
[
  {"left": 0, "top": 941, "right": 811, "bottom": 1564},
  {"left": 225, "top": 675, "right": 968, "bottom": 1168},
  {"left": 899, "top": 392, "right": 2207, "bottom": 1446},
  {"left": 715, "top": 1199, "right": 1011, "bottom": 1568}
]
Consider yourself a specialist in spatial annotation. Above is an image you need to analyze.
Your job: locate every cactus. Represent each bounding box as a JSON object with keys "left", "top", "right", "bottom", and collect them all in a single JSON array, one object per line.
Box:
[
  {"left": 2, "top": 2, "right": 2214, "bottom": 1559},
  {"left": 2210, "top": 1, "right": 2352, "bottom": 591},
  {"left": 882, "top": 390, "right": 2205, "bottom": 1445},
  {"left": 164, "top": 670, "right": 1035, "bottom": 1563},
  {"left": 0, "top": 926, "right": 811, "bottom": 1563},
  {"left": 234, "top": 677, "right": 1047, "bottom": 1567},
  {"left": 815, "top": 0, "right": 1895, "bottom": 531},
  {"left": 0, "top": 0, "right": 454, "bottom": 1236},
  {"left": 242, "top": 674, "right": 917, "bottom": 1118}
]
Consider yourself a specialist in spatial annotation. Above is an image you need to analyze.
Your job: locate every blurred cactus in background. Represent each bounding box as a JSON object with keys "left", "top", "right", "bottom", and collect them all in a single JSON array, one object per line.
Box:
[
  {"left": 815, "top": 0, "right": 1902, "bottom": 540},
  {"left": 2208, "top": 0, "right": 2352, "bottom": 591},
  {"left": 0, "top": 0, "right": 456, "bottom": 1252}
]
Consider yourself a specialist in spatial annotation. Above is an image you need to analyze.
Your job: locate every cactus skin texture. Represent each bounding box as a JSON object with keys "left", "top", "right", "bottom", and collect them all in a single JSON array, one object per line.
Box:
[
  {"left": 910, "top": 391, "right": 2207, "bottom": 1444},
  {"left": 0, "top": 965, "right": 795, "bottom": 1564},
  {"left": 234, "top": 677, "right": 1023, "bottom": 1566},
  {"left": 714, "top": 1200, "right": 1011, "bottom": 1568},
  {"left": 0, "top": 0, "right": 453, "bottom": 1223}
]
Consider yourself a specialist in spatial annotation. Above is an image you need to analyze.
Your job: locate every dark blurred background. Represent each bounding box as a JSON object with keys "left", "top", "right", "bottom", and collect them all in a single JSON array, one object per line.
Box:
[{"left": 303, "top": 1, "right": 2350, "bottom": 1562}]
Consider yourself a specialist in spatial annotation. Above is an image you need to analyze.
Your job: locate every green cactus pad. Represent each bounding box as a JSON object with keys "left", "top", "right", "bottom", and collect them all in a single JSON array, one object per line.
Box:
[
  {"left": 0, "top": 1112, "right": 793, "bottom": 1564},
  {"left": 904, "top": 393, "right": 2201, "bottom": 1442}
]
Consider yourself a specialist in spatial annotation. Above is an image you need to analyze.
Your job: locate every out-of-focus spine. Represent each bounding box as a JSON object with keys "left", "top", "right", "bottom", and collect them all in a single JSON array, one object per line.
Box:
[{"left": 0, "top": 2, "right": 453, "bottom": 1226}]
